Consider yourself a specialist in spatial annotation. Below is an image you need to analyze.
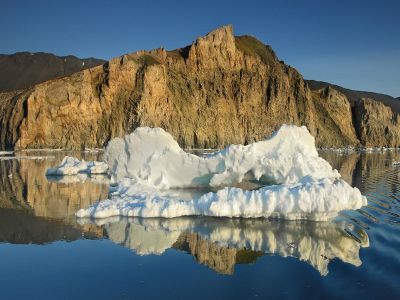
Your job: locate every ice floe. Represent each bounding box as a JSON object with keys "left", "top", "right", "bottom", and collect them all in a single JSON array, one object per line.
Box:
[
  {"left": 75, "top": 125, "right": 367, "bottom": 221},
  {"left": 46, "top": 156, "right": 108, "bottom": 176},
  {"left": 0, "top": 151, "right": 14, "bottom": 156}
]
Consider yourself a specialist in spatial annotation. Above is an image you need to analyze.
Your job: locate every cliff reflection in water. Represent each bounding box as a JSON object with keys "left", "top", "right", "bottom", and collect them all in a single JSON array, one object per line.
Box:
[
  {"left": 0, "top": 152, "right": 109, "bottom": 243},
  {"left": 319, "top": 150, "right": 400, "bottom": 194},
  {"left": 79, "top": 217, "right": 368, "bottom": 275},
  {"left": 3, "top": 150, "right": 400, "bottom": 276}
]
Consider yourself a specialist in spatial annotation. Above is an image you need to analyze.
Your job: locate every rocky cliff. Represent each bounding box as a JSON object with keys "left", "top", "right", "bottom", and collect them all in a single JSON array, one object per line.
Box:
[
  {"left": 0, "top": 25, "right": 399, "bottom": 149},
  {"left": 307, "top": 79, "right": 400, "bottom": 113},
  {"left": 353, "top": 98, "right": 400, "bottom": 147}
]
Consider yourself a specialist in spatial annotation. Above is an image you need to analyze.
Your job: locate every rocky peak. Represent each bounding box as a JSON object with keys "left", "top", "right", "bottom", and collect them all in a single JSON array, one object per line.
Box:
[
  {"left": 187, "top": 25, "right": 237, "bottom": 70},
  {"left": 1, "top": 25, "right": 399, "bottom": 150},
  {"left": 197, "top": 24, "right": 235, "bottom": 48}
]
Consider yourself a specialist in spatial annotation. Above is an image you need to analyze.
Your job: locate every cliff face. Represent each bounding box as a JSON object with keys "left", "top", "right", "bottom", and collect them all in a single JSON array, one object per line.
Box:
[
  {"left": 311, "top": 86, "right": 359, "bottom": 146},
  {"left": 354, "top": 98, "right": 400, "bottom": 147},
  {"left": 0, "top": 25, "right": 399, "bottom": 149},
  {"left": 307, "top": 80, "right": 400, "bottom": 113}
]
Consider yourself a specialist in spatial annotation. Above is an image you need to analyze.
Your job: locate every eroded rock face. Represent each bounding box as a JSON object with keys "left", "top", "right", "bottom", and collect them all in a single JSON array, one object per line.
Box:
[
  {"left": 354, "top": 98, "right": 400, "bottom": 147},
  {"left": 312, "top": 87, "right": 359, "bottom": 147},
  {"left": 0, "top": 25, "right": 399, "bottom": 149}
]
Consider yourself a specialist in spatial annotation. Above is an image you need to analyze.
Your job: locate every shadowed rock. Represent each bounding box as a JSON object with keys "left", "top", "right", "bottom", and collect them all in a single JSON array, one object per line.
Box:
[{"left": 0, "top": 52, "right": 105, "bottom": 92}]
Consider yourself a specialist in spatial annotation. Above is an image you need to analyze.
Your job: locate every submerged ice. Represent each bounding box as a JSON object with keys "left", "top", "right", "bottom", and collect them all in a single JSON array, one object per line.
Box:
[{"left": 75, "top": 125, "right": 367, "bottom": 221}]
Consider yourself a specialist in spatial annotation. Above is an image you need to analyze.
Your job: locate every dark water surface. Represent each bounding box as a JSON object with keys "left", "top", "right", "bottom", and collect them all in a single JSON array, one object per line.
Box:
[{"left": 0, "top": 150, "right": 399, "bottom": 299}]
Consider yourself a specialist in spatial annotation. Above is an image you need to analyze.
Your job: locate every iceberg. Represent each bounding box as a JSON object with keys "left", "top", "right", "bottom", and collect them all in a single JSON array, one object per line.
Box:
[
  {"left": 46, "top": 156, "right": 108, "bottom": 176},
  {"left": 76, "top": 177, "right": 365, "bottom": 221},
  {"left": 104, "top": 125, "right": 339, "bottom": 187},
  {"left": 76, "top": 125, "right": 367, "bottom": 221}
]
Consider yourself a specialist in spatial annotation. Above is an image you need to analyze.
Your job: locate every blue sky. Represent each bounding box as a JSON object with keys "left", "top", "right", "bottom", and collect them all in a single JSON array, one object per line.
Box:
[{"left": 1, "top": 0, "right": 399, "bottom": 96}]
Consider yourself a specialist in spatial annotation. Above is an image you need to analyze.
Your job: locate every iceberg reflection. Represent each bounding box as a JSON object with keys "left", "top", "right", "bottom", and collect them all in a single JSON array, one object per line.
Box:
[{"left": 79, "top": 217, "right": 369, "bottom": 275}]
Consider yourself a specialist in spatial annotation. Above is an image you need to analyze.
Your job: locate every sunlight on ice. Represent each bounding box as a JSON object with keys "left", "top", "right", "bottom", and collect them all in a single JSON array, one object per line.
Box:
[{"left": 70, "top": 125, "right": 367, "bottom": 221}]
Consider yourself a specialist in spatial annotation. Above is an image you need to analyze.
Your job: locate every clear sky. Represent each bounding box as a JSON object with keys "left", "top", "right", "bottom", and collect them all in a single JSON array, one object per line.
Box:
[{"left": 1, "top": 0, "right": 399, "bottom": 97}]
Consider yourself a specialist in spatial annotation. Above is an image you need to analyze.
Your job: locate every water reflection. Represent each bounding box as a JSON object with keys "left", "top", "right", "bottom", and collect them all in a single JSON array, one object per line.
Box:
[
  {"left": 79, "top": 217, "right": 368, "bottom": 275},
  {"left": 0, "top": 208, "right": 103, "bottom": 244},
  {"left": 2, "top": 150, "right": 400, "bottom": 278},
  {"left": 0, "top": 152, "right": 109, "bottom": 242}
]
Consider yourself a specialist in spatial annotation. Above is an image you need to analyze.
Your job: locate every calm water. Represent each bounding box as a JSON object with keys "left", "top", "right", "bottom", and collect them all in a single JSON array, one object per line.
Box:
[{"left": 0, "top": 150, "right": 399, "bottom": 299}]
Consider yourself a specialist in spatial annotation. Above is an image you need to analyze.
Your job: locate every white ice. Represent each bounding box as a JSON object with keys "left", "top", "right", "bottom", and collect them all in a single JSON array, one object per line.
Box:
[
  {"left": 46, "top": 156, "right": 108, "bottom": 176},
  {"left": 76, "top": 125, "right": 367, "bottom": 221},
  {"left": 86, "top": 161, "right": 109, "bottom": 174},
  {"left": 76, "top": 176, "right": 365, "bottom": 221},
  {"left": 0, "top": 151, "right": 14, "bottom": 156},
  {"left": 104, "top": 125, "right": 339, "bottom": 187}
]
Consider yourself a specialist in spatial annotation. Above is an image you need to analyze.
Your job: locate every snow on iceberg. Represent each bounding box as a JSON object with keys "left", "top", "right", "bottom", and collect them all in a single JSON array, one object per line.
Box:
[
  {"left": 104, "top": 125, "right": 339, "bottom": 187},
  {"left": 46, "top": 156, "right": 108, "bottom": 176},
  {"left": 76, "top": 176, "right": 365, "bottom": 221},
  {"left": 76, "top": 125, "right": 367, "bottom": 221},
  {"left": 86, "top": 161, "right": 109, "bottom": 174}
]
